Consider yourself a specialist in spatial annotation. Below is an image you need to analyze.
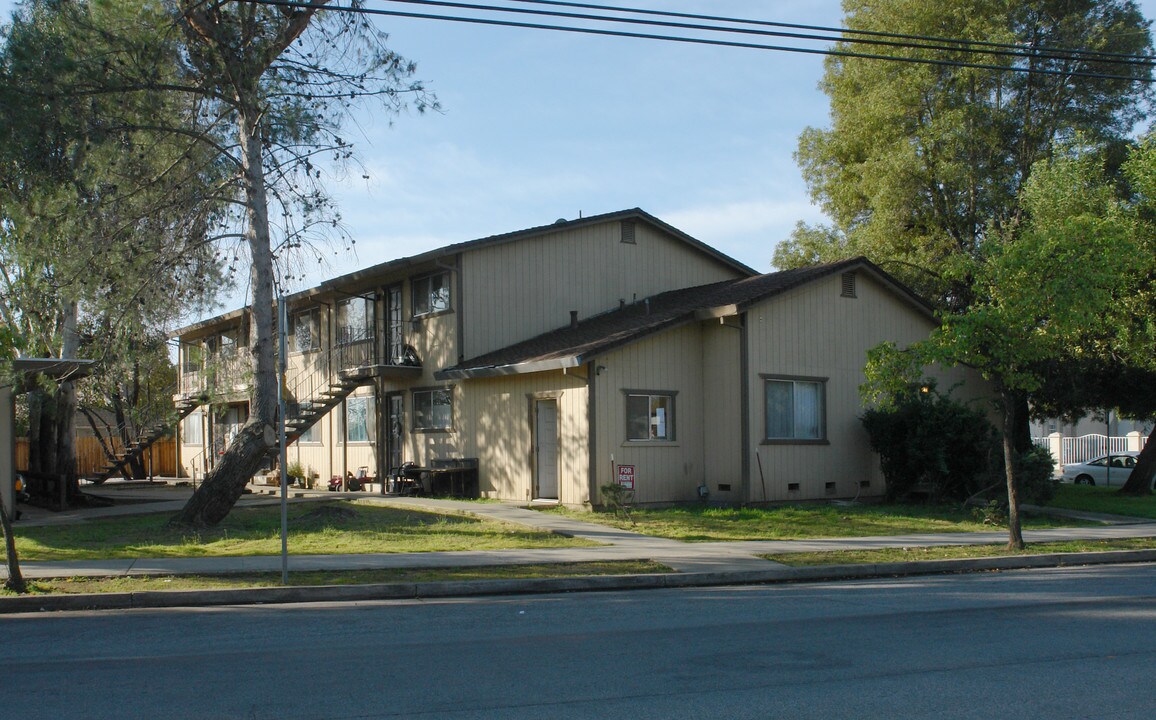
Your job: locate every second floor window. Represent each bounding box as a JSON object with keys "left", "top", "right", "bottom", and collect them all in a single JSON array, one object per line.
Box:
[
  {"left": 181, "top": 344, "right": 204, "bottom": 374},
  {"left": 337, "top": 296, "right": 374, "bottom": 345},
  {"left": 293, "top": 307, "right": 320, "bottom": 353},
  {"left": 214, "top": 328, "right": 240, "bottom": 359},
  {"left": 412, "top": 272, "right": 451, "bottom": 316}
]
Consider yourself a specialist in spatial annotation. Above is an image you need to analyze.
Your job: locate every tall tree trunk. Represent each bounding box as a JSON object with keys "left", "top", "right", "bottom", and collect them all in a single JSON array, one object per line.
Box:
[
  {"left": 1002, "top": 389, "right": 1025, "bottom": 550},
  {"left": 1118, "top": 424, "right": 1156, "bottom": 496},
  {"left": 171, "top": 102, "right": 278, "bottom": 527},
  {"left": 0, "top": 491, "right": 26, "bottom": 594},
  {"left": 55, "top": 298, "right": 81, "bottom": 500}
]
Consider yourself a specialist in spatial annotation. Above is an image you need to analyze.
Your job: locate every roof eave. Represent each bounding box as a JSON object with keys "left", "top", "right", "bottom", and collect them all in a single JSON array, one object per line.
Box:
[{"left": 436, "top": 355, "right": 583, "bottom": 380}]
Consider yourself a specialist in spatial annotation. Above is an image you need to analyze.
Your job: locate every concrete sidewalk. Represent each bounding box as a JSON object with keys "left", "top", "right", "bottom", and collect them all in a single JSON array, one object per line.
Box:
[{"left": 4, "top": 481, "right": 1156, "bottom": 612}]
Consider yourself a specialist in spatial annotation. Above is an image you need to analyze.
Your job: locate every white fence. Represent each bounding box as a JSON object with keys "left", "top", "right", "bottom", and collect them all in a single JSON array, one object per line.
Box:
[{"left": 1032, "top": 432, "right": 1149, "bottom": 469}]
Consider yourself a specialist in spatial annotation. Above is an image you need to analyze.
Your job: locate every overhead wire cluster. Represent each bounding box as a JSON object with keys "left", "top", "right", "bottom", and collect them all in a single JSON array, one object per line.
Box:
[{"left": 249, "top": 0, "right": 1155, "bottom": 82}]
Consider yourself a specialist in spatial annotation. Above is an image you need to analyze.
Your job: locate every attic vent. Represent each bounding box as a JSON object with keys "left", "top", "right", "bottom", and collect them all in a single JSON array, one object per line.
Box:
[
  {"left": 620, "top": 220, "right": 636, "bottom": 244},
  {"left": 841, "top": 271, "right": 857, "bottom": 298}
]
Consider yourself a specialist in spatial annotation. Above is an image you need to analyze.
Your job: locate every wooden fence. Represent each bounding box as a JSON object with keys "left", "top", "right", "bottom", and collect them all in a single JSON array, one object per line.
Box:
[{"left": 14, "top": 435, "right": 178, "bottom": 478}]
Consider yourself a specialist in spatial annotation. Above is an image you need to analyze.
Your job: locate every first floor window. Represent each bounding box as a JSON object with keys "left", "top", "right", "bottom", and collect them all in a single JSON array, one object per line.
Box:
[
  {"left": 291, "top": 403, "right": 321, "bottom": 444},
  {"left": 626, "top": 391, "right": 675, "bottom": 441},
  {"left": 341, "top": 396, "right": 374, "bottom": 443},
  {"left": 182, "top": 411, "right": 203, "bottom": 445},
  {"left": 765, "top": 377, "right": 825, "bottom": 441},
  {"left": 413, "top": 387, "right": 453, "bottom": 431}
]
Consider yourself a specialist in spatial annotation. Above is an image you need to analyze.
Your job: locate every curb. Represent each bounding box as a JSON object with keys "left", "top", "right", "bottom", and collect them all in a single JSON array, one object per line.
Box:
[{"left": 4, "top": 549, "right": 1156, "bottom": 614}]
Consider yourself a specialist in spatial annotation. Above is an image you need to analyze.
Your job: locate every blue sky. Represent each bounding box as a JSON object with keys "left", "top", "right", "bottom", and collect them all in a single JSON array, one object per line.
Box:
[{"left": 3, "top": 0, "right": 1156, "bottom": 315}]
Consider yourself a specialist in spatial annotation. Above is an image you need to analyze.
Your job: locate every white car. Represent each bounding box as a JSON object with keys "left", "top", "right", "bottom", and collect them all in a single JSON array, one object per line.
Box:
[{"left": 1061, "top": 452, "right": 1142, "bottom": 487}]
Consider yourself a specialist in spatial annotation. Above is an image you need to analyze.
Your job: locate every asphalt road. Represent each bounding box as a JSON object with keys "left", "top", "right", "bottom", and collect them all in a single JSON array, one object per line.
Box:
[{"left": 2, "top": 564, "right": 1155, "bottom": 719}]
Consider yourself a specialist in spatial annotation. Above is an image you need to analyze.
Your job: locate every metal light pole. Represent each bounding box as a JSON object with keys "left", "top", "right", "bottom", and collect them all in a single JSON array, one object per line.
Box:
[{"left": 278, "top": 294, "right": 289, "bottom": 585}]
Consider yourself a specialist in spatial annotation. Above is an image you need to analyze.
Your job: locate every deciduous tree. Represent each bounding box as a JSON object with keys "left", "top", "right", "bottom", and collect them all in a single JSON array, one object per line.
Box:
[
  {"left": 1, "top": 0, "right": 225, "bottom": 500},
  {"left": 163, "top": 1, "right": 434, "bottom": 526},
  {"left": 864, "top": 149, "right": 1147, "bottom": 547}
]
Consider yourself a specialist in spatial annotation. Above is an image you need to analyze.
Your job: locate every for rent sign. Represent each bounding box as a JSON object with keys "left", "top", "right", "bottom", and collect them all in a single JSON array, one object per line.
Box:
[{"left": 616, "top": 464, "right": 635, "bottom": 490}]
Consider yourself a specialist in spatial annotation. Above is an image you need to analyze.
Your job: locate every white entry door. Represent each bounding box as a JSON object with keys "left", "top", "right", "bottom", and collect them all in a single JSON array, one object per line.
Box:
[{"left": 535, "top": 400, "right": 559, "bottom": 500}]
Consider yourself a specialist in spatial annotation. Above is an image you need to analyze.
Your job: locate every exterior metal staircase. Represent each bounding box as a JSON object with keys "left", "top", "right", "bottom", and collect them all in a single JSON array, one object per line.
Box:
[
  {"left": 282, "top": 372, "right": 366, "bottom": 443},
  {"left": 91, "top": 396, "right": 201, "bottom": 483}
]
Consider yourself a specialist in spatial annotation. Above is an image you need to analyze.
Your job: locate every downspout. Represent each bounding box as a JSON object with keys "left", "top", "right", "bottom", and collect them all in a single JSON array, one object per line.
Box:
[
  {"left": 739, "top": 312, "right": 751, "bottom": 504},
  {"left": 587, "top": 360, "right": 598, "bottom": 507}
]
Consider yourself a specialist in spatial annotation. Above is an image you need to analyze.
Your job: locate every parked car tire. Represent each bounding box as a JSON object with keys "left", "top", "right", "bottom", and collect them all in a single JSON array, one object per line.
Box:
[{"left": 1075, "top": 474, "right": 1095, "bottom": 486}]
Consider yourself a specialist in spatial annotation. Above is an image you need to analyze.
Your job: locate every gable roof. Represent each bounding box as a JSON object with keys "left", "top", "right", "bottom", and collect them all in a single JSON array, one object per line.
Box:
[
  {"left": 324, "top": 207, "right": 756, "bottom": 288},
  {"left": 173, "top": 208, "right": 755, "bottom": 338},
  {"left": 436, "top": 257, "right": 935, "bottom": 380}
]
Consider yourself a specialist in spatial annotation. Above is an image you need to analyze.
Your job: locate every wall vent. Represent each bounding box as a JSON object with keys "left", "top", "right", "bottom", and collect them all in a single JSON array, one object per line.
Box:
[
  {"left": 841, "top": 271, "right": 857, "bottom": 298},
  {"left": 620, "top": 220, "right": 636, "bottom": 244},
  {"left": 859, "top": 480, "right": 871, "bottom": 489},
  {"left": 787, "top": 482, "right": 800, "bottom": 492},
  {"left": 718, "top": 483, "right": 732, "bottom": 492},
  {"left": 825, "top": 481, "right": 837, "bottom": 495}
]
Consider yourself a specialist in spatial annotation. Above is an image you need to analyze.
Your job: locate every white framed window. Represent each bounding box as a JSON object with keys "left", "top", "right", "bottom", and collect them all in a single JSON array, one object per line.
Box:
[
  {"left": 292, "top": 307, "right": 320, "bottom": 353},
  {"left": 764, "top": 376, "right": 826, "bottom": 442},
  {"left": 413, "top": 387, "right": 453, "bottom": 431},
  {"left": 412, "top": 272, "right": 451, "bottom": 316},
  {"left": 339, "top": 395, "right": 374, "bottom": 444},
  {"left": 625, "top": 391, "right": 676, "bottom": 442}
]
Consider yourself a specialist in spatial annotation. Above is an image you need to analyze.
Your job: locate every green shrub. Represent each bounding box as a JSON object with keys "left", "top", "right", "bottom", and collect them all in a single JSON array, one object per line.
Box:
[
  {"left": 862, "top": 385, "right": 998, "bottom": 503},
  {"left": 1012, "top": 445, "right": 1059, "bottom": 506}
]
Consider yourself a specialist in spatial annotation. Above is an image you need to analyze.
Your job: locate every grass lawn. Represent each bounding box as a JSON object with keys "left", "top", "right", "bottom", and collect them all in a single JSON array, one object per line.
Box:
[
  {"left": 9, "top": 561, "right": 672, "bottom": 596},
  {"left": 1048, "top": 484, "right": 1156, "bottom": 519},
  {"left": 8, "top": 500, "right": 595, "bottom": 562},
  {"left": 538, "top": 502, "right": 1084, "bottom": 542}
]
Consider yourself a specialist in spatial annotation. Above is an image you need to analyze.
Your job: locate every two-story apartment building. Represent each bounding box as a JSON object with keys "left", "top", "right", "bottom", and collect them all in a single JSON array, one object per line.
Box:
[{"left": 174, "top": 208, "right": 987, "bottom": 506}]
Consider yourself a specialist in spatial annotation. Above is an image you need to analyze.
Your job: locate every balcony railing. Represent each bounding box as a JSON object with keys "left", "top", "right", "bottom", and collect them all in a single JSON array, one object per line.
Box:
[{"left": 179, "top": 330, "right": 421, "bottom": 401}]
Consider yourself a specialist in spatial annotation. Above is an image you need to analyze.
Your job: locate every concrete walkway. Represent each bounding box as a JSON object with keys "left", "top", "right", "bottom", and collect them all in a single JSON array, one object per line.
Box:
[{"left": 6, "top": 481, "right": 1156, "bottom": 583}]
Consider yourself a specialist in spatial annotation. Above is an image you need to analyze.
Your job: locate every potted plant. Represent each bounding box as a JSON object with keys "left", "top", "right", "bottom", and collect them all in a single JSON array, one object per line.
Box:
[{"left": 286, "top": 460, "right": 306, "bottom": 487}]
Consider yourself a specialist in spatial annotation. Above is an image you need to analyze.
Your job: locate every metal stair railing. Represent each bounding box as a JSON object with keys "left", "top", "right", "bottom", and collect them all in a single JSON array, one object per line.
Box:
[
  {"left": 280, "top": 336, "right": 378, "bottom": 445},
  {"left": 92, "top": 394, "right": 201, "bottom": 483}
]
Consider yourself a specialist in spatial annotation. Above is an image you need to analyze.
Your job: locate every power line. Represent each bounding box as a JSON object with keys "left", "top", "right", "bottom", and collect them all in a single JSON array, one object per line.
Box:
[
  {"left": 502, "top": 0, "right": 1155, "bottom": 65},
  {"left": 249, "top": 0, "right": 1154, "bottom": 83},
  {"left": 386, "top": 0, "right": 1156, "bottom": 69}
]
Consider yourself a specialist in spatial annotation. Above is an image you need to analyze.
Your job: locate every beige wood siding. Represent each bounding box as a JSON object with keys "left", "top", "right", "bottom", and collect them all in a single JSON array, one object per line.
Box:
[
  {"left": 745, "top": 271, "right": 989, "bottom": 502},
  {"left": 456, "top": 373, "right": 589, "bottom": 504},
  {"left": 460, "top": 221, "right": 745, "bottom": 359},
  {"left": 701, "top": 321, "right": 744, "bottom": 500},
  {"left": 592, "top": 324, "right": 708, "bottom": 505}
]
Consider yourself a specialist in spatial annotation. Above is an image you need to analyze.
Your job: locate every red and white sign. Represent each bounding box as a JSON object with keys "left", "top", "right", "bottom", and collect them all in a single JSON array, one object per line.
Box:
[{"left": 616, "top": 464, "right": 635, "bottom": 490}]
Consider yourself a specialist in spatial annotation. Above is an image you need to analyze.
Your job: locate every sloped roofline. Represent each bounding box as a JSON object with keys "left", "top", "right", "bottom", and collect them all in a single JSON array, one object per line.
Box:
[
  {"left": 438, "top": 257, "right": 938, "bottom": 379},
  {"left": 321, "top": 207, "right": 757, "bottom": 288},
  {"left": 172, "top": 208, "right": 756, "bottom": 338}
]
